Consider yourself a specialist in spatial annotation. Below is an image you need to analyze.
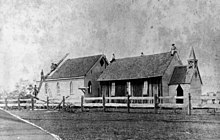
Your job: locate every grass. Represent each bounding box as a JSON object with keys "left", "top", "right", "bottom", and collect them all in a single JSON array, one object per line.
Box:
[{"left": 10, "top": 108, "right": 220, "bottom": 140}]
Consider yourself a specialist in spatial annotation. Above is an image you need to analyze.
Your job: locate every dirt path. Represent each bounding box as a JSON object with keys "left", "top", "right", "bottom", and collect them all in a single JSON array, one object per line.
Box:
[{"left": 0, "top": 108, "right": 60, "bottom": 140}]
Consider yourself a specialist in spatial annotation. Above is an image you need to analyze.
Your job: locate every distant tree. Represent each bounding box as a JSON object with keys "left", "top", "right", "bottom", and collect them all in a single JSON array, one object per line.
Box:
[{"left": 8, "top": 79, "right": 33, "bottom": 98}]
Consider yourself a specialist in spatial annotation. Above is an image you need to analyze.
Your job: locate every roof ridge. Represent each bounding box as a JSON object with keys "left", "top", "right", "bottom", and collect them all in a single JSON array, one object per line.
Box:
[
  {"left": 115, "top": 51, "right": 171, "bottom": 60},
  {"left": 68, "top": 54, "right": 103, "bottom": 60},
  {"left": 48, "top": 54, "right": 103, "bottom": 79},
  {"left": 174, "top": 65, "right": 187, "bottom": 67}
]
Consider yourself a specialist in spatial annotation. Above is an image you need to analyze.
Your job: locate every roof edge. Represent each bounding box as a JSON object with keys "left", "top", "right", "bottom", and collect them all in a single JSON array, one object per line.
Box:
[
  {"left": 98, "top": 75, "right": 163, "bottom": 82},
  {"left": 45, "top": 76, "right": 85, "bottom": 81}
]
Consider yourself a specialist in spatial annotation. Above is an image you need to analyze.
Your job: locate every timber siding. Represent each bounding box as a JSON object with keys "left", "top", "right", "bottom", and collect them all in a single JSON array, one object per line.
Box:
[
  {"left": 190, "top": 72, "right": 202, "bottom": 104},
  {"left": 162, "top": 54, "right": 182, "bottom": 96}
]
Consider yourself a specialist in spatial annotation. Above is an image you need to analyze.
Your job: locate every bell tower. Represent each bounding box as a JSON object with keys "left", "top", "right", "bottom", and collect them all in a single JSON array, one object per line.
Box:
[{"left": 187, "top": 47, "right": 198, "bottom": 69}]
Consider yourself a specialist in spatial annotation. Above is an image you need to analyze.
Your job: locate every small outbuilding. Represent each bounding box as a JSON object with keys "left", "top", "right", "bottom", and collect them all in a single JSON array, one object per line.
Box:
[{"left": 169, "top": 47, "right": 202, "bottom": 104}]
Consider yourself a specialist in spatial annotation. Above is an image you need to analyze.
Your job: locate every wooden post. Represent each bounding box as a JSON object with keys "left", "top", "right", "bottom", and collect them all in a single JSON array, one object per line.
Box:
[
  {"left": 127, "top": 94, "right": 130, "bottom": 113},
  {"left": 154, "top": 94, "right": 158, "bottom": 114},
  {"left": 31, "top": 97, "right": 34, "bottom": 111},
  {"left": 18, "top": 96, "right": 21, "bottom": 110},
  {"left": 188, "top": 93, "right": 191, "bottom": 115},
  {"left": 63, "top": 96, "right": 65, "bottom": 109},
  {"left": 103, "top": 94, "right": 106, "bottom": 112},
  {"left": 81, "top": 95, "right": 84, "bottom": 112},
  {"left": 5, "top": 98, "right": 8, "bottom": 109},
  {"left": 47, "top": 96, "right": 49, "bottom": 110}
]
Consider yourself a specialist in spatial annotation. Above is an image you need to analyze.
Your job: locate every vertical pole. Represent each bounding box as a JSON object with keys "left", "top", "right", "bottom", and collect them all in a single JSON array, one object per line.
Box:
[
  {"left": 18, "top": 96, "right": 21, "bottom": 110},
  {"left": 47, "top": 96, "right": 49, "bottom": 110},
  {"left": 127, "top": 94, "right": 130, "bottom": 113},
  {"left": 103, "top": 94, "right": 106, "bottom": 112},
  {"left": 188, "top": 93, "right": 191, "bottom": 115},
  {"left": 31, "top": 97, "right": 34, "bottom": 111},
  {"left": 5, "top": 98, "right": 8, "bottom": 109},
  {"left": 154, "top": 94, "right": 158, "bottom": 114},
  {"left": 81, "top": 95, "right": 84, "bottom": 112},
  {"left": 63, "top": 96, "right": 65, "bottom": 109}
]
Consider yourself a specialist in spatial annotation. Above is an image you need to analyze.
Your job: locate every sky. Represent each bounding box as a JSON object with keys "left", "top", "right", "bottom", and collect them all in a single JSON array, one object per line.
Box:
[{"left": 0, "top": 0, "right": 220, "bottom": 93}]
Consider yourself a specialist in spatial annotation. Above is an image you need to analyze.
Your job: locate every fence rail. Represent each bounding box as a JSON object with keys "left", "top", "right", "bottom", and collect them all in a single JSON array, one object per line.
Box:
[{"left": 0, "top": 94, "right": 219, "bottom": 115}]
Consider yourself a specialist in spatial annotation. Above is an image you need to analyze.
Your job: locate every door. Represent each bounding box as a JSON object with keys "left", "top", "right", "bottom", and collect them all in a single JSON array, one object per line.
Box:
[
  {"left": 176, "top": 85, "right": 184, "bottom": 104},
  {"left": 132, "top": 80, "right": 143, "bottom": 97},
  {"left": 115, "top": 82, "right": 126, "bottom": 96}
]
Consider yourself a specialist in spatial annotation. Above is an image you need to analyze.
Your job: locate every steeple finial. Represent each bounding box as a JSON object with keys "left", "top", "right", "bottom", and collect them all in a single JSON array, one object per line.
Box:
[
  {"left": 187, "top": 47, "right": 198, "bottom": 69},
  {"left": 188, "top": 47, "right": 197, "bottom": 60}
]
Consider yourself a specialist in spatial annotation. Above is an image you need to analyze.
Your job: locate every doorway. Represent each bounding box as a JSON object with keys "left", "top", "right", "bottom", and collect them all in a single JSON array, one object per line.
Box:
[{"left": 176, "top": 85, "right": 184, "bottom": 104}]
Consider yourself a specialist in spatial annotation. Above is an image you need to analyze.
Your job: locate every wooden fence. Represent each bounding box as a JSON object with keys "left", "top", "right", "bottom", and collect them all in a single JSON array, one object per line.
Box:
[
  {"left": 0, "top": 96, "right": 67, "bottom": 110},
  {"left": 79, "top": 93, "right": 220, "bottom": 115},
  {"left": 0, "top": 93, "right": 219, "bottom": 115}
]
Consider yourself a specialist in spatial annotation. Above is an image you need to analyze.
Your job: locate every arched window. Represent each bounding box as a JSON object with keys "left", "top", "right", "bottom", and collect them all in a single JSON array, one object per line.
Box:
[
  {"left": 176, "top": 85, "right": 183, "bottom": 104},
  {"left": 57, "top": 82, "right": 60, "bottom": 95},
  {"left": 88, "top": 81, "right": 92, "bottom": 94},
  {"left": 70, "top": 81, "right": 73, "bottom": 95},
  {"left": 45, "top": 83, "right": 48, "bottom": 95}
]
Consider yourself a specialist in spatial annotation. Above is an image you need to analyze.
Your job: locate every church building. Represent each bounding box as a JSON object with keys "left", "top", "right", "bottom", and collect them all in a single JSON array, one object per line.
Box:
[
  {"left": 98, "top": 46, "right": 202, "bottom": 104},
  {"left": 38, "top": 54, "right": 108, "bottom": 100}
]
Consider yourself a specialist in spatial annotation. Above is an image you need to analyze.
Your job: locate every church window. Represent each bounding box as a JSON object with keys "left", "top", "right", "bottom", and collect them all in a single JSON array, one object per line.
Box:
[
  {"left": 70, "top": 81, "right": 73, "bottom": 95},
  {"left": 45, "top": 83, "right": 48, "bottom": 95},
  {"left": 57, "top": 82, "right": 60, "bottom": 95},
  {"left": 88, "top": 81, "right": 92, "bottom": 94},
  {"left": 100, "top": 59, "right": 104, "bottom": 66}
]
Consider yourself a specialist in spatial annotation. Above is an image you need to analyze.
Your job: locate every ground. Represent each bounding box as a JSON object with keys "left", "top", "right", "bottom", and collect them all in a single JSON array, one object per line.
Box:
[
  {"left": 9, "top": 108, "right": 220, "bottom": 140},
  {"left": 0, "top": 109, "right": 57, "bottom": 140}
]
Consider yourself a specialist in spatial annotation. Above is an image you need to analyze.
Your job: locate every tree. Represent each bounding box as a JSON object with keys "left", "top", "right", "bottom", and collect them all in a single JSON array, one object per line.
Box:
[{"left": 8, "top": 79, "right": 33, "bottom": 98}]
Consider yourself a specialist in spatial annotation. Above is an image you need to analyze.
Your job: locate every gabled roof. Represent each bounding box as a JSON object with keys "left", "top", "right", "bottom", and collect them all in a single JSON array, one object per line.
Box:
[
  {"left": 48, "top": 54, "right": 104, "bottom": 79},
  {"left": 169, "top": 66, "right": 202, "bottom": 85},
  {"left": 169, "top": 66, "right": 190, "bottom": 84},
  {"left": 98, "top": 52, "right": 176, "bottom": 81}
]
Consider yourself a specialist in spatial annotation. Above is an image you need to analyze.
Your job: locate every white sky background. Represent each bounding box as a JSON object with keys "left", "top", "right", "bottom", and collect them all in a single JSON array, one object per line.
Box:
[{"left": 0, "top": 0, "right": 220, "bottom": 93}]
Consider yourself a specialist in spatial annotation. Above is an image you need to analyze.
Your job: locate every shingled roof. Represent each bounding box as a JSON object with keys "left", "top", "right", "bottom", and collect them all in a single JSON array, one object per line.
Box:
[
  {"left": 169, "top": 66, "right": 196, "bottom": 85},
  {"left": 48, "top": 54, "right": 103, "bottom": 79},
  {"left": 169, "top": 65, "right": 202, "bottom": 85},
  {"left": 98, "top": 52, "right": 176, "bottom": 81}
]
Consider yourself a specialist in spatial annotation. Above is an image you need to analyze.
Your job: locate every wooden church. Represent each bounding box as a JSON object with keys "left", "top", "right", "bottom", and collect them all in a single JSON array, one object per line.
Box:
[{"left": 98, "top": 46, "right": 202, "bottom": 104}]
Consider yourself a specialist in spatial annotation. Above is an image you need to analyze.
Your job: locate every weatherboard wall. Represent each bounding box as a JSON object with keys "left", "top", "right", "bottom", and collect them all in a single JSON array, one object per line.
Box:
[
  {"left": 162, "top": 53, "right": 182, "bottom": 96},
  {"left": 84, "top": 57, "right": 108, "bottom": 97},
  {"left": 38, "top": 78, "right": 84, "bottom": 100}
]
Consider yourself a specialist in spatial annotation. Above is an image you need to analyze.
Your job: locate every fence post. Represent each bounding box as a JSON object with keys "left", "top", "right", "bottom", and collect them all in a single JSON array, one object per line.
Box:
[
  {"left": 5, "top": 98, "right": 8, "bottom": 109},
  {"left": 127, "top": 94, "right": 130, "bottom": 113},
  {"left": 103, "top": 94, "right": 106, "bottom": 112},
  {"left": 63, "top": 96, "right": 65, "bottom": 110},
  {"left": 47, "top": 96, "right": 49, "bottom": 110},
  {"left": 188, "top": 93, "right": 191, "bottom": 115},
  {"left": 154, "top": 94, "right": 158, "bottom": 114},
  {"left": 81, "top": 95, "right": 84, "bottom": 112},
  {"left": 31, "top": 97, "right": 34, "bottom": 111},
  {"left": 18, "top": 96, "right": 21, "bottom": 110}
]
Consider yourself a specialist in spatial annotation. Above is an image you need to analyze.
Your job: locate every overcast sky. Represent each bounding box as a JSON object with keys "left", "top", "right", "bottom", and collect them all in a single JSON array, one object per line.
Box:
[{"left": 0, "top": 0, "right": 220, "bottom": 92}]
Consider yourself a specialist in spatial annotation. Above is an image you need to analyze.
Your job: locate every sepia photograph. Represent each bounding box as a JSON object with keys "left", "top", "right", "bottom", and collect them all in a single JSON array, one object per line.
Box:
[{"left": 0, "top": 0, "right": 220, "bottom": 139}]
